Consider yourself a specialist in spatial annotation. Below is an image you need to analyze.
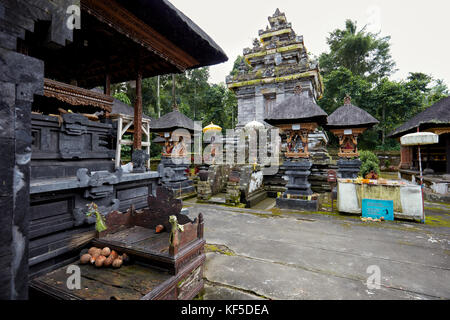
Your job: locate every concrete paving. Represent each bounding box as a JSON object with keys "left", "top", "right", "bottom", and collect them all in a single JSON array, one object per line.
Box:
[{"left": 185, "top": 199, "right": 450, "bottom": 300}]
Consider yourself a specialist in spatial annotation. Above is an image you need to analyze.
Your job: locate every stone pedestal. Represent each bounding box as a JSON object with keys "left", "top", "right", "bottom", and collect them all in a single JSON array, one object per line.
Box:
[
  {"left": 132, "top": 149, "right": 150, "bottom": 173},
  {"left": 197, "top": 165, "right": 212, "bottom": 200},
  {"left": 225, "top": 165, "right": 267, "bottom": 207},
  {"left": 158, "top": 156, "right": 195, "bottom": 198},
  {"left": 197, "top": 180, "right": 212, "bottom": 200},
  {"left": 283, "top": 160, "right": 313, "bottom": 196},
  {"left": 337, "top": 159, "right": 361, "bottom": 179},
  {"left": 276, "top": 159, "right": 319, "bottom": 211}
]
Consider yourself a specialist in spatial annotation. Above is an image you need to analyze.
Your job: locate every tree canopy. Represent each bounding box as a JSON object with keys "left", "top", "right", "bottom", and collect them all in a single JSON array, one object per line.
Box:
[
  {"left": 318, "top": 20, "right": 448, "bottom": 150},
  {"left": 113, "top": 18, "right": 448, "bottom": 153},
  {"left": 319, "top": 19, "right": 396, "bottom": 83}
]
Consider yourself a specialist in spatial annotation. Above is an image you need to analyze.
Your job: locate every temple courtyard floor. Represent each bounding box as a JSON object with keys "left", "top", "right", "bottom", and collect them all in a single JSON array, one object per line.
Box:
[{"left": 184, "top": 198, "right": 450, "bottom": 300}]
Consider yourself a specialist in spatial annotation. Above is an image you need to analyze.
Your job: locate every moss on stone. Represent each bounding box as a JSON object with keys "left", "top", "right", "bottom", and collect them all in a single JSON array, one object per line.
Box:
[
  {"left": 425, "top": 215, "right": 450, "bottom": 228},
  {"left": 205, "top": 244, "right": 236, "bottom": 256},
  {"left": 228, "top": 71, "right": 317, "bottom": 89}
]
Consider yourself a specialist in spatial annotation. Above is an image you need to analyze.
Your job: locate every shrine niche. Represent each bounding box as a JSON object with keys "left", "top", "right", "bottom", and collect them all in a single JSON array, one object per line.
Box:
[
  {"left": 151, "top": 102, "right": 196, "bottom": 198},
  {"left": 159, "top": 131, "right": 191, "bottom": 159},
  {"left": 280, "top": 122, "right": 318, "bottom": 158},
  {"left": 332, "top": 127, "right": 366, "bottom": 158},
  {"left": 326, "top": 96, "right": 379, "bottom": 178},
  {"left": 265, "top": 84, "right": 328, "bottom": 211}
]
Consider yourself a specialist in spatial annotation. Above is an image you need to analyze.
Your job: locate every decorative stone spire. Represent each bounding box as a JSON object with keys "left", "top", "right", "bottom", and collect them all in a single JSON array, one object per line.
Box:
[{"left": 253, "top": 38, "right": 261, "bottom": 49}]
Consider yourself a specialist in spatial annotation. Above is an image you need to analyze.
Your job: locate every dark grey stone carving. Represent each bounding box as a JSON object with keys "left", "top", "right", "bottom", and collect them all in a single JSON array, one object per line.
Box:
[
  {"left": 283, "top": 159, "right": 313, "bottom": 196},
  {"left": 276, "top": 159, "right": 319, "bottom": 211},
  {"left": 337, "top": 159, "right": 362, "bottom": 179},
  {"left": 132, "top": 149, "right": 150, "bottom": 173},
  {"left": 31, "top": 113, "right": 116, "bottom": 180},
  {"left": 158, "top": 156, "right": 195, "bottom": 197}
]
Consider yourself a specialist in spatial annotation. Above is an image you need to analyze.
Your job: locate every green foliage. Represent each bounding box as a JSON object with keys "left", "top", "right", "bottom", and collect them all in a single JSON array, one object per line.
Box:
[
  {"left": 86, "top": 202, "right": 107, "bottom": 232},
  {"left": 318, "top": 21, "right": 448, "bottom": 150},
  {"left": 113, "top": 67, "right": 237, "bottom": 130},
  {"left": 319, "top": 19, "right": 396, "bottom": 82},
  {"left": 230, "top": 56, "right": 243, "bottom": 76},
  {"left": 113, "top": 91, "right": 131, "bottom": 105},
  {"left": 107, "top": 19, "right": 449, "bottom": 157},
  {"left": 360, "top": 160, "right": 381, "bottom": 178},
  {"left": 359, "top": 150, "right": 380, "bottom": 178},
  {"left": 150, "top": 135, "right": 162, "bottom": 158},
  {"left": 359, "top": 150, "right": 379, "bottom": 165}
]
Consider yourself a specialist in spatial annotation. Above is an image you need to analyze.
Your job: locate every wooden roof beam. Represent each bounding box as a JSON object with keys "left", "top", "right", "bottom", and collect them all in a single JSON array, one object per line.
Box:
[{"left": 81, "top": 0, "right": 199, "bottom": 72}]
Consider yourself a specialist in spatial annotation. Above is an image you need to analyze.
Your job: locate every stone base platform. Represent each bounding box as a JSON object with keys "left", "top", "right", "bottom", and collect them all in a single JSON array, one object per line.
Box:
[{"left": 276, "top": 198, "right": 319, "bottom": 211}]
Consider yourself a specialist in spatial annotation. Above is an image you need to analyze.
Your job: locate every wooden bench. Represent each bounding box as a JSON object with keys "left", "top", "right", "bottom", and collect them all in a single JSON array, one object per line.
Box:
[{"left": 30, "top": 187, "right": 205, "bottom": 300}]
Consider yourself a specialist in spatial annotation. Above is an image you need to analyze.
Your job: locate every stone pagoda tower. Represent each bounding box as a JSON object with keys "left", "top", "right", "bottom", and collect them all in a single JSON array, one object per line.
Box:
[
  {"left": 226, "top": 8, "right": 324, "bottom": 128},
  {"left": 226, "top": 9, "right": 331, "bottom": 195}
]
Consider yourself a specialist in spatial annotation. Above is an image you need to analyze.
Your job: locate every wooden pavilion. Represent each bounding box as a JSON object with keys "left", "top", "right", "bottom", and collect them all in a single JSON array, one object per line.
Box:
[
  {"left": 389, "top": 96, "right": 450, "bottom": 175},
  {"left": 0, "top": 0, "right": 227, "bottom": 299}
]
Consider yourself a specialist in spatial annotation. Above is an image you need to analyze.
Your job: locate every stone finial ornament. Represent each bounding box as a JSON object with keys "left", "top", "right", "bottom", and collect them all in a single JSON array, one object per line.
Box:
[
  {"left": 344, "top": 95, "right": 351, "bottom": 105},
  {"left": 294, "top": 83, "right": 303, "bottom": 95},
  {"left": 253, "top": 38, "right": 261, "bottom": 49}
]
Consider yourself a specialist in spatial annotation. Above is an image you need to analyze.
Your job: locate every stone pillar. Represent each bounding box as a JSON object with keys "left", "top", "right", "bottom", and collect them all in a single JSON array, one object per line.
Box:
[
  {"left": 276, "top": 159, "right": 319, "bottom": 211},
  {"left": 337, "top": 159, "right": 362, "bottom": 179},
  {"left": 197, "top": 164, "right": 211, "bottom": 200},
  {"left": 283, "top": 159, "right": 313, "bottom": 196},
  {"left": 0, "top": 48, "right": 44, "bottom": 300}
]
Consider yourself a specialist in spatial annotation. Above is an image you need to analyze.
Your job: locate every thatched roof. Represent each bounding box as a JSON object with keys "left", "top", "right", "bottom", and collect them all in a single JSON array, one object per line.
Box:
[
  {"left": 264, "top": 89, "right": 328, "bottom": 126},
  {"left": 326, "top": 97, "right": 379, "bottom": 129},
  {"left": 389, "top": 96, "right": 450, "bottom": 138},
  {"left": 111, "top": 98, "right": 153, "bottom": 121},
  {"left": 152, "top": 136, "right": 166, "bottom": 144},
  {"left": 150, "top": 109, "right": 194, "bottom": 132}
]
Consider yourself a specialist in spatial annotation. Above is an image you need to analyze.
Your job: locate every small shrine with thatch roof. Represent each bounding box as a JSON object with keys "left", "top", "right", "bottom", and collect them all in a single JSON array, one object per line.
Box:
[
  {"left": 265, "top": 84, "right": 328, "bottom": 211},
  {"left": 151, "top": 99, "right": 196, "bottom": 198},
  {"left": 326, "top": 96, "right": 379, "bottom": 178}
]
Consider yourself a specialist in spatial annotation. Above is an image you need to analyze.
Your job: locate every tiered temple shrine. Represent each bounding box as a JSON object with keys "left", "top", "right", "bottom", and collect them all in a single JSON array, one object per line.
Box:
[
  {"left": 226, "top": 8, "right": 323, "bottom": 128},
  {"left": 226, "top": 9, "right": 331, "bottom": 195}
]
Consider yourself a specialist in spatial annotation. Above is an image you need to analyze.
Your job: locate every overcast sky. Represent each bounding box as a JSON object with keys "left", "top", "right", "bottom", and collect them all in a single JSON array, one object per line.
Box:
[{"left": 170, "top": 0, "right": 449, "bottom": 87}]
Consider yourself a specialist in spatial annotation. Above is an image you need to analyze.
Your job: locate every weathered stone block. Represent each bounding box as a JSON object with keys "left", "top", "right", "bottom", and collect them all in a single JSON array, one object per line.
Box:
[
  {"left": 276, "top": 198, "right": 319, "bottom": 211},
  {"left": 337, "top": 159, "right": 361, "bottom": 179}
]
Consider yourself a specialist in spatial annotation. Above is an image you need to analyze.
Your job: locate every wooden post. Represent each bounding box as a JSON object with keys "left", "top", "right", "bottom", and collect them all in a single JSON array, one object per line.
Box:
[
  {"left": 133, "top": 71, "right": 143, "bottom": 150},
  {"left": 157, "top": 75, "right": 161, "bottom": 118},
  {"left": 447, "top": 135, "right": 450, "bottom": 174},
  {"left": 104, "top": 73, "right": 111, "bottom": 96}
]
